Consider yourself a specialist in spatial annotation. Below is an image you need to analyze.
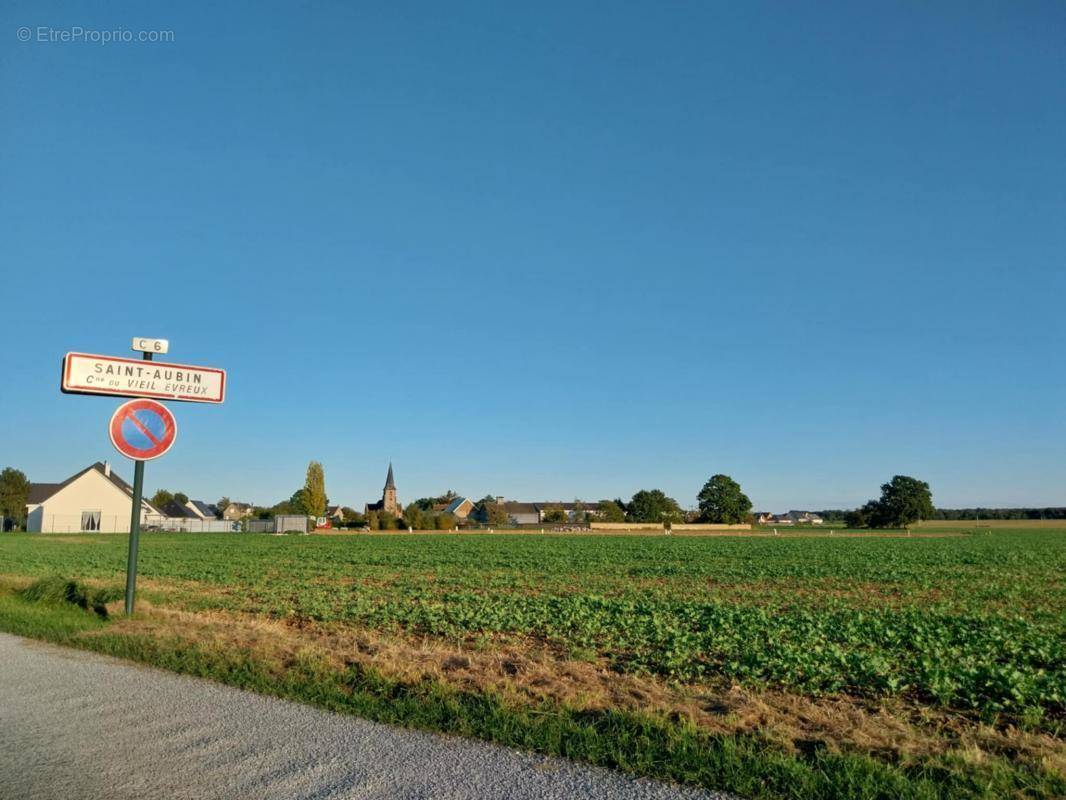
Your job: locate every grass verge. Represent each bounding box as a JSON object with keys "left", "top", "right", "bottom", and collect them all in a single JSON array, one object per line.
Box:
[{"left": 0, "top": 580, "right": 1063, "bottom": 800}]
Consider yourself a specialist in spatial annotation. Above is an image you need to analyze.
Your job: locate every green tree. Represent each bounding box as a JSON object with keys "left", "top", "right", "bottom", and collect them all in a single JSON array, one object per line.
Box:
[
  {"left": 868, "top": 475, "right": 934, "bottom": 528},
  {"left": 410, "top": 491, "right": 459, "bottom": 512},
  {"left": 845, "top": 501, "right": 878, "bottom": 529},
  {"left": 151, "top": 489, "right": 174, "bottom": 509},
  {"left": 216, "top": 496, "right": 231, "bottom": 514},
  {"left": 475, "top": 496, "right": 511, "bottom": 527},
  {"left": 485, "top": 503, "right": 510, "bottom": 527},
  {"left": 571, "top": 499, "right": 588, "bottom": 525},
  {"left": 379, "top": 511, "right": 398, "bottom": 530},
  {"left": 435, "top": 512, "right": 455, "bottom": 530},
  {"left": 173, "top": 492, "right": 189, "bottom": 506},
  {"left": 597, "top": 500, "right": 626, "bottom": 522},
  {"left": 628, "top": 490, "right": 683, "bottom": 523},
  {"left": 288, "top": 488, "right": 309, "bottom": 514},
  {"left": 366, "top": 511, "right": 380, "bottom": 530},
  {"left": 404, "top": 506, "right": 426, "bottom": 530},
  {"left": 542, "top": 504, "right": 567, "bottom": 524},
  {"left": 304, "top": 461, "right": 326, "bottom": 517},
  {"left": 697, "top": 474, "right": 753, "bottom": 524},
  {"left": 0, "top": 467, "right": 31, "bottom": 530}
]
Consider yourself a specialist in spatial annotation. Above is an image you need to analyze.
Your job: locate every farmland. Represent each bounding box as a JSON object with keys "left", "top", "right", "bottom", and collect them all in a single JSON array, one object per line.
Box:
[{"left": 0, "top": 527, "right": 1063, "bottom": 799}]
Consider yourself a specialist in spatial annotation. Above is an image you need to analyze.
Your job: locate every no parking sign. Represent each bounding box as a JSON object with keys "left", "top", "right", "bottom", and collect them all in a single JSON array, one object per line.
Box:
[
  {"left": 60, "top": 337, "right": 224, "bottom": 616},
  {"left": 109, "top": 399, "right": 177, "bottom": 461}
]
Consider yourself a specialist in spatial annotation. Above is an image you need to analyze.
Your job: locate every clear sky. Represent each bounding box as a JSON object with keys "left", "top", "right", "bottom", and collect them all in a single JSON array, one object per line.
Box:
[{"left": 2, "top": 1, "right": 1064, "bottom": 512}]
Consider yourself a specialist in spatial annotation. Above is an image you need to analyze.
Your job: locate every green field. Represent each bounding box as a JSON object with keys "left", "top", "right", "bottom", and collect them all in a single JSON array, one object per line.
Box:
[{"left": 1, "top": 527, "right": 1063, "bottom": 799}]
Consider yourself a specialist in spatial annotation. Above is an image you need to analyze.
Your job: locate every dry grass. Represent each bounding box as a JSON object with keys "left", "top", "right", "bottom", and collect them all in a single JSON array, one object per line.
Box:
[{"left": 95, "top": 602, "right": 1065, "bottom": 778}]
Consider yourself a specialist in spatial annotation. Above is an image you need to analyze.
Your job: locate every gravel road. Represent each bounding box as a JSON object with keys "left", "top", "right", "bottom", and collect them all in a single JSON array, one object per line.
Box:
[{"left": 0, "top": 633, "right": 738, "bottom": 800}]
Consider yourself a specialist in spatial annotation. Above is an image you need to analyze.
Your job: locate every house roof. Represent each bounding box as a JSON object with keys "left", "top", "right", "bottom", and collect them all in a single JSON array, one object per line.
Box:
[
  {"left": 384, "top": 463, "right": 396, "bottom": 490},
  {"left": 27, "top": 462, "right": 162, "bottom": 515},
  {"left": 786, "top": 510, "right": 822, "bottom": 520},
  {"left": 27, "top": 483, "right": 63, "bottom": 504},
  {"left": 443, "top": 497, "right": 471, "bottom": 514},
  {"left": 226, "top": 502, "right": 253, "bottom": 511},
  {"left": 188, "top": 500, "right": 219, "bottom": 518},
  {"left": 500, "top": 502, "right": 539, "bottom": 514},
  {"left": 327, "top": 505, "right": 343, "bottom": 515},
  {"left": 161, "top": 499, "right": 199, "bottom": 519}
]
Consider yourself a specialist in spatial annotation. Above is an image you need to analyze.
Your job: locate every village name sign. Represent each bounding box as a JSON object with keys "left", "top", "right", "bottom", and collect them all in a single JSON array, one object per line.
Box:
[
  {"left": 60, "top": 338, "right": 226, "bottom": 615},
  {"left": 62, "top": 352, "right": 226, "bottom": 404}
]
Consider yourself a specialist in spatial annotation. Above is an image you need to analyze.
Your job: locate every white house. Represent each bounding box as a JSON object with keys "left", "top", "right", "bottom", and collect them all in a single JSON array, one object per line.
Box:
[
  {"left": 25, "top": 461, "right": 163, "bottom": 533},
  {"left": 787, "top": 510, "right": 824, "bottom": 525},
  {"left": 755, "top": 511, "right": 823, "bottom": 526}
]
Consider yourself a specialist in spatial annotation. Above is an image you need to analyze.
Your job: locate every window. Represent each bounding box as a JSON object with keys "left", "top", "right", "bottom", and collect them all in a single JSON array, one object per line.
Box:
[{"left": 81, "top": 511, "right": 101, "bottom": 531}]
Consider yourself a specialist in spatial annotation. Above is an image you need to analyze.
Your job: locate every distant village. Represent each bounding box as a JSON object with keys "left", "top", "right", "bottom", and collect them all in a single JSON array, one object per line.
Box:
[{"left": 12, "top": 459, "right": 827, "bottom": 534}]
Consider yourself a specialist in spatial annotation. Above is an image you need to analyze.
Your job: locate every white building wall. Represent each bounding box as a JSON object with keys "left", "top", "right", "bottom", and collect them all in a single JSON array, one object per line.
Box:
[
  {"left": 26, "top": 506, "right": 44, "bottom": 533},
  {"left": 28, "top": 469, "right": 152, "bottom": 533}
]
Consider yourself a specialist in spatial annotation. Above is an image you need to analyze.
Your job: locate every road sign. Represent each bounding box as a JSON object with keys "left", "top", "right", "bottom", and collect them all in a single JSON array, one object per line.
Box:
[
  {"left": 62, "top": 352, "right": 226, "bottom": 404},
  {"left": 131, "top": 337, "right": 169, "bottom": 355},
  {"left": 60, "top": 339, "right": 224, "bottom": 617},
  {"left": 109, "top": 399, "right": 178, "bottom": 461}
]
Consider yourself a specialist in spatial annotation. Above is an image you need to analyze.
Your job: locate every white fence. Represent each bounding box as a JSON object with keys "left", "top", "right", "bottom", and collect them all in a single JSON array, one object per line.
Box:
[
  {"left": 30, "top": 513, "right": 134, "bottom": 533},
  {"left": 144, "top": 515, "right": 239, "bottom": 532},
  {"left": 245, "top": 516, "right": 310, "bottom": 533},
  {"left": 28, "top": 513, "right": 239, "bottom": 534}
]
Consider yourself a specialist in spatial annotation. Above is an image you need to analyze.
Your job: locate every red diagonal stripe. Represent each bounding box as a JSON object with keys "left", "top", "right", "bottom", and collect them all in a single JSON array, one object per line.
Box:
[{"left": 125, "top": 410, "right": 163, "bottom": 448}]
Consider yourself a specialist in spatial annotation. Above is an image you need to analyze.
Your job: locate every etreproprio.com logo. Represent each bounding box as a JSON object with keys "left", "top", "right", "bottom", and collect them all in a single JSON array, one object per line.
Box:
[{"left": 17, "top": 26, "right": 175, "bottom": 44}]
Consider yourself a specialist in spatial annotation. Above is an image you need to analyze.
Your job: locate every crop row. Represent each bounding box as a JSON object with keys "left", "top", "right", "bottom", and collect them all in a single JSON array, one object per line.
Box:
[{"left": 1, "top": 530, "right": 1063, "bottom": 717}]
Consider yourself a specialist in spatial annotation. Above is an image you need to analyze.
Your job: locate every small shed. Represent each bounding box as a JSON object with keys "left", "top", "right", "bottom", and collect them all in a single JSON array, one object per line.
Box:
[{"left": 275, "top": 514, "right": 309, "bottom": 533}]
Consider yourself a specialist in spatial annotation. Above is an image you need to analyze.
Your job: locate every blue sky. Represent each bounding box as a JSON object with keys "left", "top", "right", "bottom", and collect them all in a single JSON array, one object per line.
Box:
[{"left": 2, "top": 2, "right": 1064, "bottom": 511}]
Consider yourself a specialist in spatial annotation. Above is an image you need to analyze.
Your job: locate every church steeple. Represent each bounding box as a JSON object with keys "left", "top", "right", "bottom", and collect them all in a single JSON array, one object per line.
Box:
[{"left": 378, "top": 463, "right": 399, "bottom": 515}]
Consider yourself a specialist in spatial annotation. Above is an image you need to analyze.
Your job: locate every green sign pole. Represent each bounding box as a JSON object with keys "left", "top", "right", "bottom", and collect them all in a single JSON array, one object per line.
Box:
[{"left": 123, "top": 350, "right": 153, "bottom": 616}]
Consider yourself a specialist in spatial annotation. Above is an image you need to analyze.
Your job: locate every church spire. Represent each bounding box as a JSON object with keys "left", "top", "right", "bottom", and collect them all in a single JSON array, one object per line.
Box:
[{"left": 384, "top": 462, "right": 396, "bottom": 490}]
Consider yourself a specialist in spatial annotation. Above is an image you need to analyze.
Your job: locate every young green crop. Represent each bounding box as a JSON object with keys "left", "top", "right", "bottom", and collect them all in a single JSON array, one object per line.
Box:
[{"left": 1, "top": 529, "right": 1062, "bottom": 721}]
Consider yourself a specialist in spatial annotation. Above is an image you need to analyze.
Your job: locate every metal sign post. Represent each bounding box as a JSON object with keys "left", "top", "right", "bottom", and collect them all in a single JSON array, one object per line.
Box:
[
  {"left": 112, "top": 395, "right": 177, "bottom": 615},
  {"left": 125, "top": 349, "right": 152, "bottom": 616},
  {"left": 125, "top": 460, "right": 145, "bottom": 614}
]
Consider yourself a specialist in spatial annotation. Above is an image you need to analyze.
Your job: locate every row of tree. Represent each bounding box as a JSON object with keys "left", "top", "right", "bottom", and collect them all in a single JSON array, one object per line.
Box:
[
  {"left": 840, "top": 476, "right": 935, "bottom": 528},
  {"left": 463, "top": 475, "right": 756, "bottom": 527},
  {"left": 0, "top": 461, "right": 952, "bottom": 532},
  {"left": 218, "top": 462, "right": 333, "bottom": 521},
  {"left": 604, "top": 475, "right": 757, "bottom": 524},
  {"left": 928, "top": 507, "right": 1066, "bottom": 520}
]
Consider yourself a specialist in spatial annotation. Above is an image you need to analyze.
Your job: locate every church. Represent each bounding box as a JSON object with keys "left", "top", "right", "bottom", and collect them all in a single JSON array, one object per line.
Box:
[{"left": 364, "top": 463, "right": 401, "bottom": 516}]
